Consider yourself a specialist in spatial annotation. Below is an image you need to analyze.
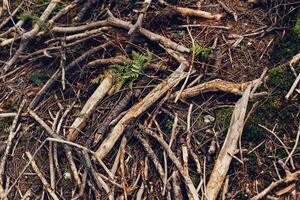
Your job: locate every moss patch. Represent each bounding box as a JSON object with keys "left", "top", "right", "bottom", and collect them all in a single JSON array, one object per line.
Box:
[{"left": 242, "top": 64, "right": 299, "bottom": 143}]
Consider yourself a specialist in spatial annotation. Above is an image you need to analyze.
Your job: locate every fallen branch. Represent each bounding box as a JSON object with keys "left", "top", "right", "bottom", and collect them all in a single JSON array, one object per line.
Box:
[
  {"left": 206, "top": 85, "right": 251, "bottom": 200},
  {"left": 29, "top": 41, "right": 112, "bottom": 109},
  {"left": 0, "top": 99, "right": 25, "bottom": 195},
  {"left": 158, "top": 0, "right": 222, "bottom": 20},
  {"left": 1, "top": 0, "right": 59, "bottom": 74},
  {"left": 106, "top": 10, "right": 190, "bottom": 53},
  {"left": 251, "top": 167, "right": 300, "bottom": 199},
  {"left": 176, "top": 78, "right": 259, "bottom": 98},
  {"left": 135, "top": 133, "right": 165, "bottom": 183},
  {"left": 94, "top": 56, "right": 189, "bottom": 160},
  {"left": 93, "top": 91, "right": 133, "bottom": 145},
  {"left": 285, "top": 72, "right": 300, "bottom": 100},
  {"left": 141, "top": 126, "right": 199, "bottom": 200},
  {"left": 26, "top": 152, "right": 59, "bottom": 200},
  {"left": 128, "top": 0, "right": 152, "bottom": 35},
  {"left": 67, "top": 73, "right": 113, "bottom": 141}
]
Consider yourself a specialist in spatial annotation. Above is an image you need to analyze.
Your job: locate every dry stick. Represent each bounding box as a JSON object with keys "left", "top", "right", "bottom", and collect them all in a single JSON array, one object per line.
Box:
[
  {"left": 93, "top": 91, "right": 133, "bottom": 145},
  {"left": 82, "top": 151, "right": 113, "bottom": 200},
  {"left": 73, "top": 0, "right": 96, "bottom": 22},
  {"left": 258, "top": 124, "right": 295, "bottom": 169},
  {"left": 128, "top": 0, "right": 152, "bottom": 35},
  {"left": 1, "top": 0, "right": 59, "bottom": 74},
  {"left": 250, "top": 67, "right": 268, "bottom": 98},
  {"left": 94, "top": 56, "right": 189, "bottom": 160},
  {"left": 25, "top": 152, "right": 59, "bottom": 200},
  {"left": 28, "top": 109, "right": 82, "bottom": 187},
  {"left": 285, "top": 72, "right": 300, "bottom": 100},
  {"left": 135, "top": 134, "right": 165, "bottom": 183},
  {"left": 74, "top": 168, "right": 88, "bottom": 200},
  {"left": 46, "top": 27, "right": 109, "bottom": 44},
  {"left": 217, "top": 0, "right": 238, "bottom": 21},
  {"left": 20, "top": 189, "right": 32, "bottom": 200},
  {"left": 206, "top": 86, "right": 251, "bottom": 200},
  {"left": 158, "top": 0, "right": 222, "bottom": 20},
  {"left": 52, "top": 20, "right": 108, "bottom": 33},
  {"left": 0, "top": 139, "right": 48, "bottom": 199},
  {"left": 29, "top": 41, "right": 112, "bottom": 109},
  {"left": 0, "top": 99, "right": 25, "bottom": 195},
  {"left": 49, "top": 111, "right": 60, "bottom": 189},
  {"left": 172, "top": 170, "right": 183, "bottom": 200},
  {"left": 67, "top": 73, "right": 113, "bottom": 141},
  {"left": 141, "top": 126, "right": 199, "bottom": 200},
  {"left": 106, "top": 10, "right": 190, "bottom": 53},
  {"left": 177, "top": 78, "right": 260, "bottom": 98},
  {"left": 221, "top": 176, "right": 229, "bottom": 200},
  {"left": 251, "top": 170, "right": 300, "bottom": 200},
  {"left": 54, "top": 103, "right": 75, "bottom": 178},
  {"left": 86, "top": 55, "right": 125, "bottom": 68},
  {"left": 285, "top": 124, "right": 300, "bottom": 166},
  {"left": 109, "top": 136, "right": 127, "bottom": 200},
  {"left": 0, "top": 0, "right": 24, "bottom": 30},
  {"left": 49, "top": 0, "right": 83, "bottom": 24}
]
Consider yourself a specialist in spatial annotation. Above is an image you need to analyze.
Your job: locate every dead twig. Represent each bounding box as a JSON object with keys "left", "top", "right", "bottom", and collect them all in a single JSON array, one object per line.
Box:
[
  {"left": 26, "top": 152, "right": 59, "bottom": 200},
  {"left": 67, "top": 72, "right": 113, "bottom": 141},
  {"left": 141, "top": 126, "right": 199, "bottom": 200},
  {"left": 128, "top": 0, "right": 152, "bottom": 35},
  {"left": 177, "top": 78, "right": 259, "bottom": 98},
  {"left": 206, "top": 86, "right": 251, "bottom": 200},
  {"left": 0, "top": 99, "right": 25, "bottom": 195},
  {"left": 94, "top": 54, "right": 189, "bottom": 160}
]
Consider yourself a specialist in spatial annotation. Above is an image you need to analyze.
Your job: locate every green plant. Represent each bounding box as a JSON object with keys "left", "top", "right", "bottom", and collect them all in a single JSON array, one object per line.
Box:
[
  {"left": 112, "top": 51, "right": 152, "bottom": 91},
  {"left": 17, "top": 11, "right": 39, "bottom": 22},
  {"left": 27, "top": 69, "right": 55, "bottom": 86},
  {"left": 294, "top": 14, "right": 300, "bottom": 35},
  {"left": 191, "top": 43, "right": 212, "bottom": 60}
]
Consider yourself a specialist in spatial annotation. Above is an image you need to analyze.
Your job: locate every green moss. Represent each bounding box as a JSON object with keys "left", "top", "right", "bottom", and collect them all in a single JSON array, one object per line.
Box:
[
  {"left": 242, "top": 64, "right": 299, "bottom": 143},
  {"left": 27, "top": 69, "right": 55, "bottom": 86},
  {"left": 271, "top": 32, "right": 300, "bottom": 63},
  {"left": 294, "top": 14, "right": 300, "bottom": 35},
  {"left": 190, "top": 173, "right": 200, "bottom": 185},
  {"left": 276, "top": 149, "right": 286, "bottom": 159},
  {"left": 217, "top": 107, "right": 234, "bottom": 130},
  {"left": 267, "top": 65, "right": 296, "bottom": 92}
]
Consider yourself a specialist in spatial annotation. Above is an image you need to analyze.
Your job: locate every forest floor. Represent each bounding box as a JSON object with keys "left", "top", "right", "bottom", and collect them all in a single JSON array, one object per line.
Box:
[{"left": 0, "top": 0, "right": 300, "bottom": 199}]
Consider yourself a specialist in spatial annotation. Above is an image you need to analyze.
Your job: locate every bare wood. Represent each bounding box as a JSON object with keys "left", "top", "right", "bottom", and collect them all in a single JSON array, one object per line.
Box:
[
  {"left": 251, "top": 170, "right": 300, "bottom": 200},
  {"left": 106, "top": 10, "right": 190, "bottom": 53},
  {"left": 1, "top": 0, "right": 59, "bottom": 73},
  {"left": 0, "top": 100, "right": 25, "bottom": 194},
  {"left": 141, "top": 126, "right": 199, "bottom": 200},
  {"left": 206, "top": 86, "right": 251, "bottom": 200},
  {"left": 177, "top": 78, "right": 259, "bottom": 98},
  {"left": 135, "top": 134, "right": 165, "bottom": 182},
  {"left": 29, "top": 41, "right": 112, "bottom": 109},
  {"left": 28, "top": 109, "right": 82, "bottom": 186},
  {"left": 26, "top": 152, "right": 59, "bottom": 200},
  {"left": 49, "top": 0, "right": 82, "bottom": 24},
  {"left": 128, "top": 0, "right": 152, "bottom": 35},
  {"left": 0, "top": 0, "right": 24, "bottom": 30},
  {"left": 67, "top": 73, "right": 113, "bottom": 141},
  {"left": 94, "top": 60, "right": 189, "bottom": 160},
  {"left": 285, "top": 124, "right": 300, "bottom": 166},
  {"left": 285, "top": 72, "right": 300, "bottom": 100},
  {"left": 172, "top": 170, "right": 183, "bottom": 200},
  {"left": 159, "top": 0, "right": 222, "bottom": 20}
]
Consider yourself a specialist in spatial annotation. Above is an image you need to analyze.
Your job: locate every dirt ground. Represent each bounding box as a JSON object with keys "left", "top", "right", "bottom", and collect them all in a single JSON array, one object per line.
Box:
[{"left": 0, "top": 0, "right": 299, "bottom": 199}]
